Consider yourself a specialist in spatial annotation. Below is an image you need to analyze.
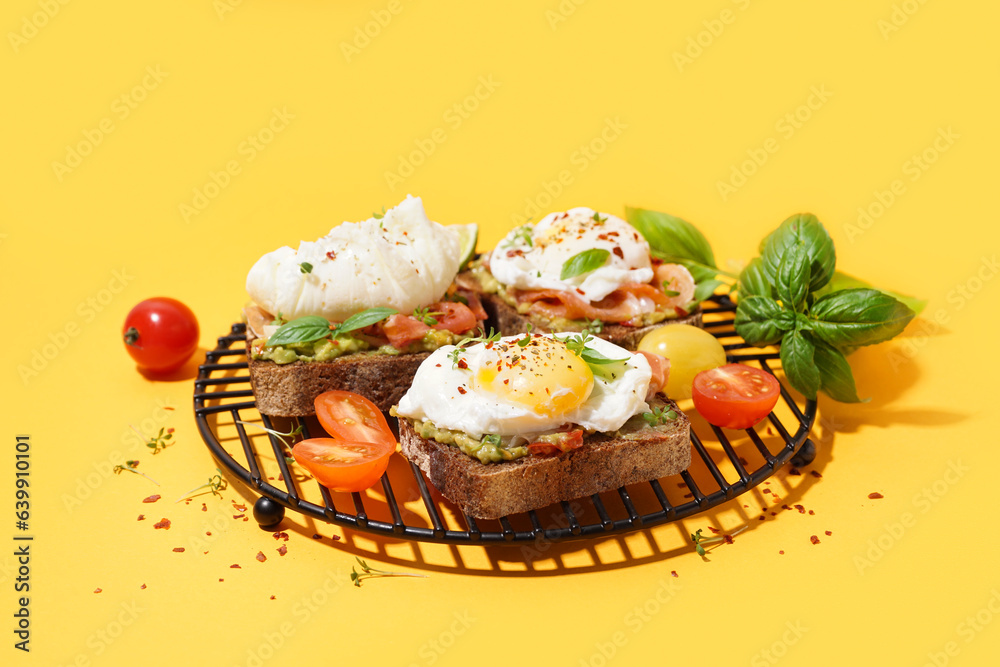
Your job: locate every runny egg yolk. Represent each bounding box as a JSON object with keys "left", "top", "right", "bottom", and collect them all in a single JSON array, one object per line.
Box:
[{"left": 474, "top": 336, "right": 594, "bottom": 417}]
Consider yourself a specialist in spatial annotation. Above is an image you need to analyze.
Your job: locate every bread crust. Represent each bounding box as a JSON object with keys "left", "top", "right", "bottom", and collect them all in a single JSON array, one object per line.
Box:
[
  {"left": 246, "top": 334, "right": 430, "bottom": 416},
  {"left": 399, "top": 398, "right": 691, "bottom": 519},
  {"left": 456, "top": 272, "right": 703, "bottom": 350}
]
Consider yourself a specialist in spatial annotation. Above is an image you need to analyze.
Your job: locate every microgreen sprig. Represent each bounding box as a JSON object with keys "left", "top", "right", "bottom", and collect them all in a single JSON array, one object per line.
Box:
[
  {"left": 350, "top": 557, "right": 427, "bottom": 588},
  {"left": 236, "top": 420, "right": 303, "bottom": 463},
  {"left": 642, "top": 406, "right": 679, "bottom": 427},
  {"left": 299, "top": 262, "right": 313, "bottom": 274},
  {"left": 131, "top": 425, "right": 174, "bottom": 455},
  {"left": 580, "top": 319, "right": 604, "bottom": 336},
  {"left": 113, "top": 460, "right": 159, "bottom": 485},
  {"left": 691, "top": 524, "right": 749, "bottom": 557},
  {"left": 503, "top": 224, "right": 534, "bottom": 249},
  {"left": 175, "top": 469, "right": 228, "bottom": 503},
  {"left": 592, "top": 212, "right": 607, "bottom": 223},
  {"left": 412, "top": 307, "right": 443, "bottom": 326}
]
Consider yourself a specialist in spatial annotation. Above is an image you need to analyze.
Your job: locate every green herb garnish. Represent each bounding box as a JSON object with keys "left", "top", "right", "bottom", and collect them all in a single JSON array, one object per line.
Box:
[
  {"left": 350, "top": 557, "right": 427, "bottom": 588},
  {"left": 412, "top": 307, "right": 442, "bottom": 326},
  {"left": 592, "top": 212, "right": 607, "bottom": 223},
  {"left": 642, "top": 406, "right": 679, "bottom": 426},
  {"left": 691, "top": 525, "right": 749, "bottom": 557},
  {"left": 175, "top": 470, "right": 227, "bottom": 503},
  {"left": 264, "top": 308, "right": 397, "bottom": 348},
  {"left": 113, "top": 460, "right": 159, "bottom": 485},
  {"left": 372, "top": 206, "right": 386, "bottom": 219},
  {"left": 299, "top": 262, "right": 313, "bottom": 274},
  {"left": 131, "top": 425, "right": 174, "bottom": 455},
  {"left": 560, "top": 248, "right": 610, "bottom": 280}
]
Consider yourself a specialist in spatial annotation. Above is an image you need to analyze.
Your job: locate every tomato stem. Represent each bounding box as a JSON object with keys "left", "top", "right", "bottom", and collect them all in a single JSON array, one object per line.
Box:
[{"left": 124, "top": 326, "right": 140, "bottom": 346}]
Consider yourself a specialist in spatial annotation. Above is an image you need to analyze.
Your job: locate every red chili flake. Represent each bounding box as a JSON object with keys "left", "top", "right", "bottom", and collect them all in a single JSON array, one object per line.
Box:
[
  {"left": 137, "top": 514, "right": 146, "bottom": 521},
  {"left": 739, "top": 457, "right": 749, "bottom": 467},
  {"left": 779, "top": 550, "right": 785, "bottom": 555},
  {"left": 683, "top": 493, "right": 693, "bottom": 499},
  {"left": 230, "top": 564, "right": 241, "bottom": 569},
  {"left": 766, "top": 427, "right": 774, "bottom": 435},
  {"left": 201, "top": 504, "right": 208, "bottom": 512},
  {"left": 868, "top": 492, "right": 884, "bottom": 499},
  {"left": 173, "top": 547, "right": 185, "bottom": 553},
  {"left": 167, "top": 428, "right": 175, "bottom": 435},
  {"left": 723, "top": 535, "right": 734, "bottom": 544},
  {"left": 219, "top": 578, "right": 224, "bottom": 582},
  {"left": 787, "top": 467, "right": 802, "bottom": 476},
  {"left": 575, "top": 288, "right": 585, "bottom": 295},
  {"left": 825, "top": 530, "right": 832, "bottom": 536},
  {"left": 810, "top": 470, "right": 823, "bottom": 478},
  {"left": 707, "top": 527, "right": 720, "bottom": 534},
  {"left": 154, "top": 518, "right": 171, "bottom": 529},
  {"left": 808, "top": 510, "right": 815, "bottom": 515},
  {"left": 94, "top": 588, "right": 102, "bottom": 594},
  {"left": 758, "top": 515, "right": 765, "bottom": 521},
  {"left": 612, "top": 247, "right": 624, "bottom": 259},
  {"left": 670, "top": 571, "right": 678, "bottom": 578},
  {"left": 278, "top": 474, "right": 284, "bottom": 482},
  {"left": 270, "top": 595, "right": 276, "bottom": 600},
  {"left": 810, "top": 535, "right": 820, "bottom": 545},
  {"left": 326, "top": 250, "right": 336, "bottom": 260},
  {"left": 232, "top": 501, "right": 247, "bottom": 512},
  {"left": 762, "top": 488, "right": 772, "bottom": 494},
  {"left": 782, "top": 504, "right": 792, "bottom": 511},
  {"left": 794, "top": 504, "right": 805, "bottom": 514},
  {"left": 311, "top": 534, "right": 322, "bottom": 540},
  {"left": 163, "top": 406, "right": 175, "bottom": 411},
  {"left": 457, "top": 386, "right": 467, "bottom": 394},
  {"left": 273, "top": 531, "right": 289, "bottom": 541},
  {"left": 233, "top": 514, "right": 244, "bottom": 520},
  {"left": 142, "top": 495, "right": 161, "bottom": 503},
  {"left": 332, "top": 534, "right": 341, "bottom": 541},
  {"left": 277, "top": 545, "right": 288, "bottom": 556},
  {"left": 256, "top": 552, "right": 266, "bottom": 563},
  {"left": 206, "top": 531, "right": 212, "bottom": 536},
  {"left": 457, "top": 358, "right": 468, "bottom": 369},
  {"left": 140, "top": 584, "right": 146, "bottom": 589}
]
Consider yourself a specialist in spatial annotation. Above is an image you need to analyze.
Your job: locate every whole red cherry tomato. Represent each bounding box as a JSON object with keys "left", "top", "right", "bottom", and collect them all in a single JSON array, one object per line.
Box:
[{"left": 123, "top": 297, "right": 200, "bottom": 372}]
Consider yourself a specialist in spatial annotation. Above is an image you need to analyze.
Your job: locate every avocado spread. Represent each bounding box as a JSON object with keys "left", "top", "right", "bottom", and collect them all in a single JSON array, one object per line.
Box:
[{"left": 252, "top": 328, "right": 460, "bottom": 365}]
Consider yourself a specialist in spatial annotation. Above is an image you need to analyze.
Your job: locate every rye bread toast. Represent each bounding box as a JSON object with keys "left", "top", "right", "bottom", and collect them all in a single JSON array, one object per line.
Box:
[
  {"left": 245, "top": 331, "right": 430, "bottom": 417},
  {"left": 398, "top": 397, "right": 691, "bottom": 520}
]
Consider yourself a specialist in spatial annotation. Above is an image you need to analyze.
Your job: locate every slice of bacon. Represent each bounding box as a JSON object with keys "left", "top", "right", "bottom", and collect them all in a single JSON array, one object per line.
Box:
[{"left": 509, "top": 283, "right": 670, "bottom": 326}]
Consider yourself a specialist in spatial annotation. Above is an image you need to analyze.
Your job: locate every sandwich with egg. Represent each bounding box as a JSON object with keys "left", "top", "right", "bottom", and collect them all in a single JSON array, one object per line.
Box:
[
  {"left": 459, "top": 207, "right": 702, "bottom": 350},
  {"left": 393, "top": 331, "right": 690, "bottom": 519},
  {"left": 244, "top": 196, "right": 486, "bottom": 416}
]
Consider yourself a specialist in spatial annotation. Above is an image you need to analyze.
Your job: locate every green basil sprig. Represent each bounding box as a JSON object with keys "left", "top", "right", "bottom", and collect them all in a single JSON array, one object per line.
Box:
[
  {"left": 734, "top": 214, "right": 915, "bottom": 402},
  {"left": 625, "top": 206, "right": 736, "bottom": 304},
  {"left": 264, "top": 307, "right": 397, "bottom": 348},
  {"left": 561, "top": 249, "right": 610, "bottom": 280}
]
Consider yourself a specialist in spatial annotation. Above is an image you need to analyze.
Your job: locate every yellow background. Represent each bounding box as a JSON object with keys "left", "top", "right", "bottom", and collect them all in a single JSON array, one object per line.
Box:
[{"left": 3, "top": 1, "right": 999, "bottom": 665}]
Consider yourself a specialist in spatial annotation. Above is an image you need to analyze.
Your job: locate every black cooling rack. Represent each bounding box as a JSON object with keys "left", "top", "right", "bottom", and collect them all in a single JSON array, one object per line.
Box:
[{"left": 193, "top": 297, "right": 816, "bottom": 544}]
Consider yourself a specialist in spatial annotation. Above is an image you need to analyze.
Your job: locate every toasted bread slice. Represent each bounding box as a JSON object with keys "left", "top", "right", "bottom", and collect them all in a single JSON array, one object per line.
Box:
[
  {"left": 246, "top": 331, "right": 430, "bottom": 417},
  {"left": 398, "top": 397, "right": 691, "bottom": 520}
]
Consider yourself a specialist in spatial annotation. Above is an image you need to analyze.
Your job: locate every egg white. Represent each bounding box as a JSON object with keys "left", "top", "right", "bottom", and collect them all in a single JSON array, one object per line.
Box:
[
  {"left": 246, "top": 195, "right": 461, "bottom": 321},
  {"left": 395, "top": 334, "right": 652, "bottom": 439},
  {"left": 488, "top": 207, "right": 653, "bottom": 302}
]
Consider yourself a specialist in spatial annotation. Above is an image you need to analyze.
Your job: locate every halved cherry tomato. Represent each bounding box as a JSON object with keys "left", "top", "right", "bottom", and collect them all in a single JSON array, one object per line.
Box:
[
  {"left": 527, "top": 429, "right": 584, "bottom": 457},
  {"left": 691, "top": 364, "right": 780, "bottom": 430},
  {"left": 291, "top": 438, "right": 394, "bottom": 492},
  {"left": 637, "top": 350, "right": 671, "bottom": 399},
  {"left": 314, "top": 391, "right": 396, "bottom": 450}
]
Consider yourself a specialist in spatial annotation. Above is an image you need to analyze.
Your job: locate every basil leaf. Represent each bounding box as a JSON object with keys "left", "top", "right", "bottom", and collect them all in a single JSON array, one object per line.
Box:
[
  {"left": 780, "top": 329, "right": 821, "bottom": 400},
  {"left": 334, "top": 307, "right": 398, "bottom": 335},
  {"left": 626, "top": 207, "right": 717, "bottom": 269},
  {"left": 775, "top": 242, "right": 810, "bottom": 311},
  {"left": 808, "top": 335, "right": 866, "bottom": 403},
  {"left": 813, "top": 270, "right": 927, "bottom": 315},
  {"left": 693, "top": 278, "right": 725, "bottom": 303},
  {"left": 808, "top": 288, "right": 915, "bottom": 349},
  {"left": 561, "top": 249, "right": 610, "bottom": 280},
  {"left": 581, "top": 347, "right": 628, "bottom": 365},
  {"left": 738, "top": 257, "right": 772, "bottom": 299},
  {"left": 264, "top": 315, "right": 332, "bottom": 348},
  {"left": 734, "top": 296, "right": 789, "bottom": 346},
  {"left": 761, "top": 213, "right": 836, "bottom": 292}
]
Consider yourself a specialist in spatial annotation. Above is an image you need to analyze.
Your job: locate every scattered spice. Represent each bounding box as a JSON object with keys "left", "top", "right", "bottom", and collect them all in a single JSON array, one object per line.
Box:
[
  {"left": 94, "top": 588, "right": 102, "bottom": 594},
  {"left": 256, "top": 552, "right": 267, "bottom": 563},
  {"left": 312, "top": 534, "right": 322, "bottom": 540},
  {"left": 825, "top": 530, "right": 832, "bottom": 536},
  {"left": 270, "top": 595, "right": 276, "bottom": 600},
  {"left": 142, "top": 495, "right": 161, "bottom": 503},
  {"left": 153, "top": 518, "right": 171, "bottom": 530},
  {"left": 173, "top": 547, "right": 185, "bottom": 553},
  {"left": 810, "top": 470, "right": 823, "bottom": 479},
  {"left": 868, "top": 492, "right": 884, "bottom": 499},
  {"left": 176, "top": 470, "right": 227, "bottom": 503},
  {"left": 810, "top": 535, "right": 820, "bottom": 545},
  {"left": 137, "top": 514, "right": 146, "bottom": 521},
  {"left": 219, "top": 578, "right": 224, "bottom": 582},
  {"left": 794, "top": 504, "right": 805, "bottom": 514},
  {"left": 808, "top": 510, "right": 815, "bottom": 515},
  {"left": 671, "top": 571, "right": 678, "bottom": 578},
  {"left": 779, "top": 550, "right": 785, "bottom": 555},
  {"left": 230, "top": 564, "right": 241, "bottom": 569},
  {"left": 140, "top": 584, "right": 146, "bottom": 589},
  {"left": 273, "top": 531, "right": 289, "bottom": 541},
  {"left": 787, "top": 467, "right": 801, "bottom": 476},
  {"left": 201, "top": 504, "right": 208, "bottom": 512},
  {"left": 206, "top": 531, "right": 212, "bottom": 536},
  {"left": 277, "top": 545, "right": 288, "bottom": 556}
]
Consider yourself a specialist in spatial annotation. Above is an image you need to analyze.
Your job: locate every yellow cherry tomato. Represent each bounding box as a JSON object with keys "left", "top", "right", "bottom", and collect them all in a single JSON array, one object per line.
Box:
[{"left": 637, "top": 324, "right": 727, "bottom": 399}]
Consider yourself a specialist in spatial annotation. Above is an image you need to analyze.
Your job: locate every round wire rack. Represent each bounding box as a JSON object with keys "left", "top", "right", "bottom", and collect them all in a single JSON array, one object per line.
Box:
[{"left": 193, "top": 297, "right": 816, "bottom": 545}]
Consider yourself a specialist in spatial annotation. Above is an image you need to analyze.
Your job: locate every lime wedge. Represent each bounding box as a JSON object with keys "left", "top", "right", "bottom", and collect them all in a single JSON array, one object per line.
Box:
[{"left": 453, "top": 223, "right": 478, "bottom": 269}]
